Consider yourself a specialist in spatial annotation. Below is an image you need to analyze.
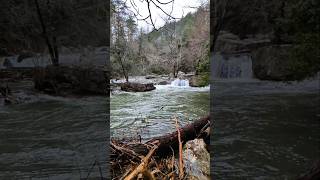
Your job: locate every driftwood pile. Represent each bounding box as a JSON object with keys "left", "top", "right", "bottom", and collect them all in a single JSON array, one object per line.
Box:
[{"left": 110, "top": 116, "right": 210, "bottom": 179}]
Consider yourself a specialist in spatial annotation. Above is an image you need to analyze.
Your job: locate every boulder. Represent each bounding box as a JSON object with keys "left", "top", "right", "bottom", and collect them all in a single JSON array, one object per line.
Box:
[
  {"left": 183, "top": 139, "right": 210, "bottom": 180},
  {"left": 189, "top": 75, "right": 209, "bottom": 87},
  {"left": 251, "top": 45, "right": 295, "bottom": 81},
  {"left": 158, "top": 81, "right": 169, "bottom": 85},
  {"left": 120, "top": 82, "right": 155, "bottom": 92},
  {"left": 34, "top": 65, "right": 108, "bottom": 95}
]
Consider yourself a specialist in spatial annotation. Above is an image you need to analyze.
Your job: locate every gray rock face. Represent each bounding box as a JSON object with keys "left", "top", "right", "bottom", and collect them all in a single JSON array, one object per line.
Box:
[
  {"left": 251, "top": 45, "right": 294, "bottom": 81},
  {"left": 34, "top": 66, "right": 107, "bottom": 95},
  {"left": 183, "top": 139, "right": 210, "bottom": 180}
]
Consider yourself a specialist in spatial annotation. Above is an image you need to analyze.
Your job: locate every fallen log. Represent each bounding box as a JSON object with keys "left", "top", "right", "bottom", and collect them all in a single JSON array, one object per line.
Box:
[
  {"left": 110, "top": 115, "right": 210, "bottom": 179},
  {"left": 112, "top": 115, "right": 210, "bottom": 157},
  {"left": 147, "top": 115, "right": 210, "bottom": 156}
]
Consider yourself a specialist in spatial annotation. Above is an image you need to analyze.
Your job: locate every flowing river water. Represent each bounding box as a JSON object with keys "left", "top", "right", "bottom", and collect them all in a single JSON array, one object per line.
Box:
[
  {"left": 0, "top": 88, "right": 108, "bottom": 179},
  {"left": 1, "top": 77, "right": 319, "bottom": 179},
  {"left": 212, "top": 79, "right": 320, "bottom": 179},
  {"left": 110, "top": 82, "right": 210, "bottom": 140}
]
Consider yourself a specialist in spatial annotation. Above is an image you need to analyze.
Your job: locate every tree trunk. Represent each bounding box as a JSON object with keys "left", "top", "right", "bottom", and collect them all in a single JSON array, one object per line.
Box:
[
  {"left": 117, "top": 52, "right": 128, "bottom": 82},
  {"left": 34, "top": 0, "right": 59, "bottom": 66},
  {"left": 173, "top": 63, "right": 177, "bottom": 78},
  {"left": 52, "top": 36, "right": 59, "bottom": 66}
]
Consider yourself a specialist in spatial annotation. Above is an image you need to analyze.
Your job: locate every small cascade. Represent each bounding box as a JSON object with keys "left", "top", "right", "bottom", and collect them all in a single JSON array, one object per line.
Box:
[
  {"left": 212, "top": 53, "right": 253, "bottom": 79},
  {"left": 170, "top": 79, "right": 190, "bottom": 87}
]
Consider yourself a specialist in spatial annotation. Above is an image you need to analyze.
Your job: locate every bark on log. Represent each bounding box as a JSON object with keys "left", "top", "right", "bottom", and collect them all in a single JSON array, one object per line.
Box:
[
  {"left": 121, "top": 116, "right": 210, "bottom": 156},
  {"left": 150, "top": 115, "right": 210, "bottom": 156}
]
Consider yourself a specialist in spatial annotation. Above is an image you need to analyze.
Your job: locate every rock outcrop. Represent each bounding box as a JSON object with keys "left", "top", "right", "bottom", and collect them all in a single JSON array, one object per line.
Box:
[
  {"left": 251, "top": 45, "right": 294, "bottom": 81},
  {"left": 34, "top": 65, "right": 107, "bottom": 95},
  {"left": 120, "top": 82, "right": 155, "bottom": 92}
]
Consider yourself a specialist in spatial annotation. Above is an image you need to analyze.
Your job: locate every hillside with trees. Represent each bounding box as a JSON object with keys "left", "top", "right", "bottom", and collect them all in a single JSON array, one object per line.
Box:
[
  {"left": 211, "top": 0, "right": 319, "bottom": 81},
  {"left": 111, "top": 0, "right": 210, "bottom": 86}
]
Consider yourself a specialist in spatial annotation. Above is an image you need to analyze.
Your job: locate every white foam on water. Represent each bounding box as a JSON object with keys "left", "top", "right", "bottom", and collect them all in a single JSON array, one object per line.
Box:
[
  {"left": 170, "top": 79, "right": 190, "bottom": 87},
  {"left": 155, "top": 78, "right": 210, "bottom": 92}
]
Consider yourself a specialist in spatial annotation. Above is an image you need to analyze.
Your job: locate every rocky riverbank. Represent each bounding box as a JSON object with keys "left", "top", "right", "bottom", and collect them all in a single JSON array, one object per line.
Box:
[
  {"left": 110, "top": 71, "right": 209, "bottom": 93},
  {"left": 0, "top": 65, "right": 109, "bottom": 106}
]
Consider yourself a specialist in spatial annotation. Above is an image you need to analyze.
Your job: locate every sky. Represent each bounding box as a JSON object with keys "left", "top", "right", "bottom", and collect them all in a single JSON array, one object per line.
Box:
[{"left": 126, "top": 0, "right": 205, "bottom": 32}]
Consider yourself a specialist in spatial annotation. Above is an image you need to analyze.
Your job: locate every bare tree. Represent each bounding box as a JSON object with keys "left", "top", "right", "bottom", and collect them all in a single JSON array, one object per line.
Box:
[
  {"left": 160, "top": 18, "right": 181, "bottom": 77},
  {"left": 34, "top": 0, "right": 59, "bottom": 66},
  {"left": 114, "top": 5, "right": 129, "bottom": 82},
  {"left": 127, "top": 0, "right": 179, "bottom": 30}
]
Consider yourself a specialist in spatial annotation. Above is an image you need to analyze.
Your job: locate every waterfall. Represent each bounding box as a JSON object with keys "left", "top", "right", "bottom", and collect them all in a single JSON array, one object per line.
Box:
[
  {"left": 211, "top": 53, "right": 253, "bottom": 79},
  {"left": 170, "top": 79, "right": 190, "bottom": 87}
]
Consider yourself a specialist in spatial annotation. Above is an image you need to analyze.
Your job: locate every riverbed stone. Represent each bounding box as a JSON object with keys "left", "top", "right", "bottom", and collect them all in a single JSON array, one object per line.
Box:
[
  {"left": 120, "top": 82, "right": 155, "bottom": 92},
  {"left": 251, "top": 45, "right": 295, "bottom": 81},
  {"left": 158, "top": 81, "right": 169, "bottom": 85},
  {"left": 183, "top": 138, "right": 210, "bottom": 180}
]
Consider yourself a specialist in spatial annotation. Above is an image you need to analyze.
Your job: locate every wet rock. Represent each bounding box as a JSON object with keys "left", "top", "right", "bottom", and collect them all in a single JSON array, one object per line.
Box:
[
  {"left": 189, "top": 75, "right": 209, "bottom": 87},
  {"left": 158, "top": 81, "right": 169, "bottom": 85},
  {"left": 120, "top": 82, "right": 155, "bottom": 92},
  {"left": 251, "top": 45, "right": 295, "bottom": 81},
  {"left": 34, "top": 65, "right": 108, "bottom": 95},
  {"left": 183, "top": 138, "right": 210, "bottom": 180}
]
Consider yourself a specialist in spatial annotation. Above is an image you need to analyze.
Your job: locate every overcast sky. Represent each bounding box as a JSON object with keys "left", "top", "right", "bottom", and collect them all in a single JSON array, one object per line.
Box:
[{"left": 126, "top": 0, "right": 205, "bottom": 32}]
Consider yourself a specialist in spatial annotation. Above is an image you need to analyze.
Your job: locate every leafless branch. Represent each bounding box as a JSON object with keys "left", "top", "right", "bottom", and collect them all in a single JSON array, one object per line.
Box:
[{"left": 127, "top": 0, "right": 181, "bottom": 31}]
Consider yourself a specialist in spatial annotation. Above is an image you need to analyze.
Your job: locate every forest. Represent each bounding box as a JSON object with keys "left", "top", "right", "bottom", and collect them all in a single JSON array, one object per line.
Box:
[
  {"left": 111, "top": 0, "right": 210, "bottom": 87},
  {"left": 211, "top": 0, "right": 319, "bottom": 80}
]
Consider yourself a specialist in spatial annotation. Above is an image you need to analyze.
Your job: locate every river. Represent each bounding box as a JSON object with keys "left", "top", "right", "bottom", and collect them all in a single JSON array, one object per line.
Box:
[
  {"left": 1, "top": 77, "right": 318, "bottom": 179},
  {"left": 212, "top": 79, "right": 320, "bottom": 179},
  {"left": 0, "top": 92, "right": 108, "bottom": 179},
  {"left": 110, "top": 81, "right": 210, "bottom": 140}
]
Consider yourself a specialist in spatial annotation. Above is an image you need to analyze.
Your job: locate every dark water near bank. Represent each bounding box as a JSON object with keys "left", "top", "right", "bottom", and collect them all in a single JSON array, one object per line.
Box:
[
  {"left": 212, "top": 80, "right": 320, "bottom": 179},
  {"left": 0, "top": 96, "right": 108, "bottom": 179}
]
